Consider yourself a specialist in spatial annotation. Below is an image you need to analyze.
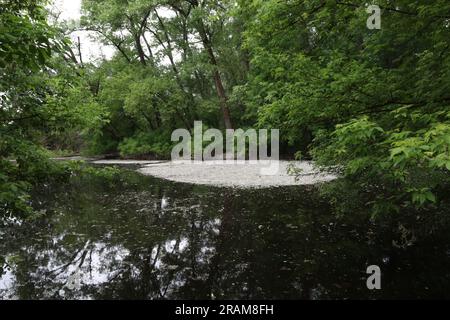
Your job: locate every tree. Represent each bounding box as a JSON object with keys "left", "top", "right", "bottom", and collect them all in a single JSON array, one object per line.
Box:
[
  {"left": 241, "top": 0, "right": 450, "bottom": 213},
  {"left": 81, "top": 0, "right": 247, "bottom": 130},
  {"left": 0, "top": 0, "right": 67, "bottom": 214}
]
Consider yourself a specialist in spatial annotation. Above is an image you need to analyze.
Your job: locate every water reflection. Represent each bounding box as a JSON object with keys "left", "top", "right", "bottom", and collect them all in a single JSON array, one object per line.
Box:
[{"left": 1, "top": 170, "right": 450, "bottom": 299}]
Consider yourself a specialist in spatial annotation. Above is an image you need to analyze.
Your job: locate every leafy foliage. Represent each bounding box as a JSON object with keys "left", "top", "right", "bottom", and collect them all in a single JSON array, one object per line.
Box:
[
  {"left": 240, "top": 0, "right": 450, "bottom": 213},
  {"left": 1, "top": 0, "right": 450, "bottom": 219},
  {"left": 0, "top": 0, "right": 68, "bottom": 215}
]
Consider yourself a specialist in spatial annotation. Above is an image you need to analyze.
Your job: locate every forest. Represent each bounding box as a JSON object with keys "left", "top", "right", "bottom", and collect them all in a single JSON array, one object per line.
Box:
[
  {"left": 2, "top": 0, "right": 450, "bottom": 218},
  {"left": 2, "top": 0, "right": 450, "bottom": 301}
]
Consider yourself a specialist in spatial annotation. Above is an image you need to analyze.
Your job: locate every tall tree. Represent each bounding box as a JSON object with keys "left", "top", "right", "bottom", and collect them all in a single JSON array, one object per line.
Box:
[
  {"left": 0, "top": 0, "right": 66, "bottom": 213},
  {"left": 242, "top": 0, "right": 450, "bottom": 212}
]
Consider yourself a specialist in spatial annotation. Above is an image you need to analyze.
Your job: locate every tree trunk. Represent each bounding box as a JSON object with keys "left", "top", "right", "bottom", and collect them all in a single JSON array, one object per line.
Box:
[
  {"left": 196, "top": 20, "right": 233, "bottom": 129},
  {"left": 212, "top": 69, "right": 233, "bottom": 130},
  {"left": 134, "top": 34, "right": 147, "bottom": 66}
]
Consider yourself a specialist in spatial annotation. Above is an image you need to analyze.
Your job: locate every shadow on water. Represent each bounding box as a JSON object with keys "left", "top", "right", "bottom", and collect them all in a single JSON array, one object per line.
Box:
[{"left": 1, "top": 168, "right": 450, "bottom": 299}]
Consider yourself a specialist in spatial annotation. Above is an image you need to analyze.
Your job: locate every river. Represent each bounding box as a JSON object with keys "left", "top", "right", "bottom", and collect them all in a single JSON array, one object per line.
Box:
[{"left": 1, "top": 168, "right": 449, "bottom": 299}]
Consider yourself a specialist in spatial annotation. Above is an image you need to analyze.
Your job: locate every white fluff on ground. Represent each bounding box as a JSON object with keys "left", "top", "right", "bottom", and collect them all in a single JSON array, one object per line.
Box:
[
  {"left": 138, "top": 161, "right": 337, "bottom": 188},
  {"left": 92, "top": 160, "right": 164, "bottom": 165}
]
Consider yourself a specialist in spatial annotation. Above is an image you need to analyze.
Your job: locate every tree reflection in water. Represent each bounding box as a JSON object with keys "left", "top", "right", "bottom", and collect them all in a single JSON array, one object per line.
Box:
[{"left": 1, "top": 169, "right": 450, "bottom": 299}]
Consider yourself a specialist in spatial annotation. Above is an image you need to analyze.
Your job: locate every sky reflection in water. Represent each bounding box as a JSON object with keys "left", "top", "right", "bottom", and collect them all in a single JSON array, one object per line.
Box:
[{"left": 1, "top": 169, "right": 450, "bottom": 299}]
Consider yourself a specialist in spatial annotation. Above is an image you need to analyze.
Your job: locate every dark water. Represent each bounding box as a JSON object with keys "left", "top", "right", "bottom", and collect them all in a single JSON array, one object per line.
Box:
[{"left": 1, "top": 168, "right": 450, "bottom": 300}]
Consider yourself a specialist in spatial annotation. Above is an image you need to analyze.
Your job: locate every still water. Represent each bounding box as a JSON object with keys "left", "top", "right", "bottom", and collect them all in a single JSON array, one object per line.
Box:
[{"left": 1, "top": 168, "right": 449, "bottom": 299}]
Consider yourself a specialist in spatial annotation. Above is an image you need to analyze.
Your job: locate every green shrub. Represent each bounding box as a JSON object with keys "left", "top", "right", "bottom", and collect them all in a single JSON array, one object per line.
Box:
[{"left": 118, "top": 131, "right": 172, "bottom": 159}]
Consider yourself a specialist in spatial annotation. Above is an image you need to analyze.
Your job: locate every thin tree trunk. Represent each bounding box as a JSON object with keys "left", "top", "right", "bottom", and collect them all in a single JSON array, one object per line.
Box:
[
  {"left": 148, "top": 12, "right": 198, "bottom": 126},
  {"left": 134, "top": 34, "right": 147, "bottom": 66},
  {"left": 76, "top": 36, "right": 84, "bottom": 68},
  {"left": 198, "top": 23, "right": 233, "bottom": 129},
  {"left": 181, "top": 0, "right": 233, "bottom": 129},
  {"left": 212, "top": 70, "right": 233, "bottom": 130}
]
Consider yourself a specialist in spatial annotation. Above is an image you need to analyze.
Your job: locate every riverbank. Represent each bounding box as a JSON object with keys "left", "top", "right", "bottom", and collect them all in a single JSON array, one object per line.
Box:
[
  {"left": 52, "top": 157, "right": 337, "bottom": 188},
  {"left": 137, "top": 161, "right": 336, "bottom": 188}
]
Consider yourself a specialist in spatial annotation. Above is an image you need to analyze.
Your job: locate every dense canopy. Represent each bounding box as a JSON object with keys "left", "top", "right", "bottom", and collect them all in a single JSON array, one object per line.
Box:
[{"left": 1, "top": 0, "right": 450, "bottom": 218}]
